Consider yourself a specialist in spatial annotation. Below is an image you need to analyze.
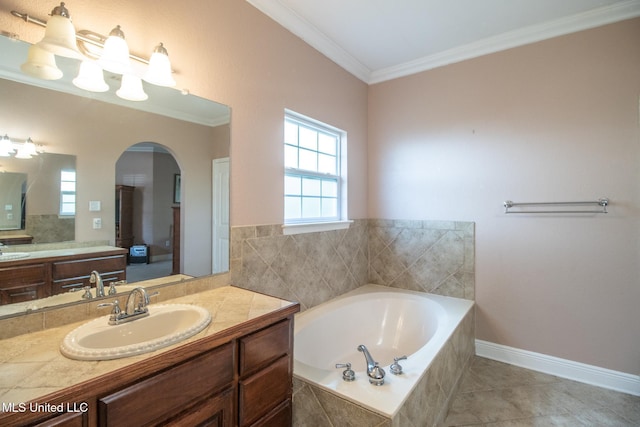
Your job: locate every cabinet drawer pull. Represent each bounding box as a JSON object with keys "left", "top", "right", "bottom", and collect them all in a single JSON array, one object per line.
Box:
[{"left": 8, "top": 290, "right": 36, "bottom": 298}]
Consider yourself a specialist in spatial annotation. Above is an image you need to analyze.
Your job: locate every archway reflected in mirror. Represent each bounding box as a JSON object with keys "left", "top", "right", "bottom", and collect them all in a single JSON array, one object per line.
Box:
[{"left": 115, "top": 142, "right": 180, "bottom": 282}]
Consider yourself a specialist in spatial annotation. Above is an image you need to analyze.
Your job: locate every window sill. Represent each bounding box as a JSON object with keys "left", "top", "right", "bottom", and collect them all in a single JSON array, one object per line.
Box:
[{"left": 282, "top": 220, "right": 353, "bottom": 235}]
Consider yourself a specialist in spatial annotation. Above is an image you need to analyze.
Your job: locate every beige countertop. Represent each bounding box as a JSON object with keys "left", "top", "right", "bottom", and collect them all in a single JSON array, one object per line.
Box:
[
  {"left": 0, "top": 286, "right": 296, "bottom": 405},
  {"left": 0, "top": 245, "right": 125, "bottom": 262}
]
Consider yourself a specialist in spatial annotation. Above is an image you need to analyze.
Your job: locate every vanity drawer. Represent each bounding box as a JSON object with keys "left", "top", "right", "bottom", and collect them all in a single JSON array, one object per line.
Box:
[
  {"left": 98, "top": 342, "right": 234, "bottom": 426},
  {"left": 239, "top": 319, "right": 291, "bottom": 376},
  {"left": 52, "top": 254, "right": 126, "bottom": 280},
  {"left": 238, "top": 355, "right": 290, "bottom": 427},
  {"left": 0, "top": 263, "right": 47, "bottom": 287}
]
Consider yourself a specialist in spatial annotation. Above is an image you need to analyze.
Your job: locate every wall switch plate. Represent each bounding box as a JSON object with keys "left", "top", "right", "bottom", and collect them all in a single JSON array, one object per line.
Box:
[
  {"left": 92, "top": 218, "right": 102, "bottom": 229},
  {"left": 4, "top": 204, "right": 12, "bottom": 211},
  {"left": 6, "top": 213, "right": 13, "bottom": 220},
  {"left": 89, "top": 201, "right": 101, "bottom": 212}
]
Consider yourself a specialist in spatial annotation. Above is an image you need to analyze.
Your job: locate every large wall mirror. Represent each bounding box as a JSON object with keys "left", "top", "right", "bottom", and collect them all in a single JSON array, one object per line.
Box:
[{"left": 0, "top": 36, "right": 230, "bottom": 318}]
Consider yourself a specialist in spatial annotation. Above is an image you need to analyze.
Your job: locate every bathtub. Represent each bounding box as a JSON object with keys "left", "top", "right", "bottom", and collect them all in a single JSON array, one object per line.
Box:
[{"left": 293, "top": 284, "right": 474, "bottom": 419}]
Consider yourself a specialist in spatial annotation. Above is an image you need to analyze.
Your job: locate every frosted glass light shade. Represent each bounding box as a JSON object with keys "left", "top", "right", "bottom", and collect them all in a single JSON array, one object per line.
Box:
[
  {"left": 36, "top": 14, "right": 82, "bottom": 59},
  {"left": 0, "top": 135, "right": 14, "bottom": 157},
  {"left": 73, "top": 60, "right": 109, "bottom": 92},
  {"left": 143, "top": 43, "right": 176, "bottom": 87},
  {"left": 116, "top": 74, "right": 148, "bottom": 101},
  {"left": 21, "top": 44, "right": 63, "bottom": 80},
  {"left": 98, "top": 26, "right": 131, "bottom": 74},
  {"left": 15, "top": 139, "right": 38, "bottom": 159}
]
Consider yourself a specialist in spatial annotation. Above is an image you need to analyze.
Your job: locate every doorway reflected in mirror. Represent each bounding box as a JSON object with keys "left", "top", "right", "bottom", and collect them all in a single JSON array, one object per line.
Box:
[{"left": 116, "top": 142, "right": 180, "bottom": 282}]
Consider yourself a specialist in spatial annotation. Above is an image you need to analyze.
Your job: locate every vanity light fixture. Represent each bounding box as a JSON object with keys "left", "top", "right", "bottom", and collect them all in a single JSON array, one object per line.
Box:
[
  {"left": 11, "top": 2, "right": 178, "bottom": 103},
  {"left": 143, "top": 43, "right": 176, "bottom": 87},
  {"left": 34, "top": 2, "right": 82, "bottom": 60},
  {"left": 0, "top": 135, "right": 15, "bottom": 157},
  {"left": 98, "top": 25, "right": 132, "bottom": 75},
  {"left": 72, "top": 60, "right": 109, "bottom": 92},
  {"left": 14, "top": 138, "right": 38, "bottom": 159},
  {"left": 0, "top": 135, "right": 42, "bottom": 159},
  {"left": 20, "top": 44, "right": 64, "bottom": 80}
]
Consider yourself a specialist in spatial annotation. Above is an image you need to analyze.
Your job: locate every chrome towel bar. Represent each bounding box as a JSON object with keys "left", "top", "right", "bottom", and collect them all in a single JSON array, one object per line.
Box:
[{"left": 503, "top": 198, "right": 609, "bottom": 214}]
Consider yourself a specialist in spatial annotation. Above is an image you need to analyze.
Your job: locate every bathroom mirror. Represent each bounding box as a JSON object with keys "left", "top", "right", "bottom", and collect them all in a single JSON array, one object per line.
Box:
[
  {"left": 0, "top": 154, "right": 76, "bottom": 241},
  {"left": 0, "top": 36, "right": 231, "bottom": 318},
  {"left": 0, "top": 172, "right": 27, "bottom": 231}
]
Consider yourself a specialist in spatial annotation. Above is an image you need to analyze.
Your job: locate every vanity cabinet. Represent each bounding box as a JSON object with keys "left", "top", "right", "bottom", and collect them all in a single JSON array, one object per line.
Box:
[
  {"left": 50, "top": 254, "right": 126, "bottom": 295},
  {"left": 0, "top": 303, "right": 298, "bottom": 427},
  {"left": 99, "top": 342, "right": 235, "bottom": 426},
  {"left": 0, "top": 262, "right": 48, "bottom": 304},
  {"left": 0, "top": 248, "right": 127, "bottom": 305}
]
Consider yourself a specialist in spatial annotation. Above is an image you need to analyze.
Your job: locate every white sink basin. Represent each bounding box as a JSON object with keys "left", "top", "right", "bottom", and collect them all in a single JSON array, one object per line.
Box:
[
  {"left": 0, "top": 252, "right": 31, "bottom": 261},
  {"left": 60, "top": 304, "right": 211, "bottom": 360}
]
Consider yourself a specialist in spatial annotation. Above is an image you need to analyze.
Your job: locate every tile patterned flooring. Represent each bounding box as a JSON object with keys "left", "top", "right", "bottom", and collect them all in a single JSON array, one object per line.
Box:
[{"left": 441, "top": 357, "right": 640, "bottom": 426}]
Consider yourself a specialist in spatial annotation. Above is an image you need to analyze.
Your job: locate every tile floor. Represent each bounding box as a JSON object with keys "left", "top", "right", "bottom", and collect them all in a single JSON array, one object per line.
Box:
[{"left": 441, "top": 357, "right": 640, "bottom": 426}]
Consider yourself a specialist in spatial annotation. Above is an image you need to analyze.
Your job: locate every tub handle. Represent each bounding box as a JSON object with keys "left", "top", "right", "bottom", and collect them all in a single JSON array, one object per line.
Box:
[
  {"left": 335, "top": 363, "right": 356, "bottom": 382},
  {"left": 390, "top": 355, "right": 408, "bottom": 375}
]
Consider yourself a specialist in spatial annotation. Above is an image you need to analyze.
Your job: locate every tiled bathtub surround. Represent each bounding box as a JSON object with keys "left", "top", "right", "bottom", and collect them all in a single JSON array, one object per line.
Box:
[
  {"left": 293, "top": 304, "right": 476, "bottom": 427},
  {"left": 231, "top": 219, "right": 475, "bottom": 310},
  {"left": 232, "top": 219, "right": 476, "bottom": 426},
  {"left": 368, "top": 220, "right": 474, "bottom": 300},
  {"left": 231, "top": 219, "right": 370, "bottom": 310}
]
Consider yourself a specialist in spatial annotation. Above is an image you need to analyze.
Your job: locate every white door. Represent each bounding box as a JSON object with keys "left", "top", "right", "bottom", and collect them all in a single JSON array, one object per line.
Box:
[{"left": 212, "top": 158, "right": 230, "bottom": 273}]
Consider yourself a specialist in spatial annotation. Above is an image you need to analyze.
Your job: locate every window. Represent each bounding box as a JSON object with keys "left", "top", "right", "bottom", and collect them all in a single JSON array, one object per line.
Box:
[
  {"left": 284, "top": 111, "right": 346, "bottom": 227},
  {"left": 60, "top": 169, "right": 76, "bottom": 216}
]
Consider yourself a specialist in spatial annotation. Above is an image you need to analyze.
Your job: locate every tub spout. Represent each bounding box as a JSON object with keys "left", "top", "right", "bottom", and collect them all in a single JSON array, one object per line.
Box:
[{"left": 357, "top": 344, "right": 385, "bottom": 386}]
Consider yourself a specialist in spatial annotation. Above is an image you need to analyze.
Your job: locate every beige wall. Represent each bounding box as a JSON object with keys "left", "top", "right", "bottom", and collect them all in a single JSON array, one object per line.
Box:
[{"left": 368, "top": 19, "right": 640, "bottom": 375}]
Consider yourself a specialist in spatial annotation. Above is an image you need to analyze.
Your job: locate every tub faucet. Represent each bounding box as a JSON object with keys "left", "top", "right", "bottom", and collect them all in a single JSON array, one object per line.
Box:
[
  {"left": 357, "top": 344, "right": 385, "bottom": 386},
  {"left": 90, "top": 271, "right": 104, "bottom": 297}
]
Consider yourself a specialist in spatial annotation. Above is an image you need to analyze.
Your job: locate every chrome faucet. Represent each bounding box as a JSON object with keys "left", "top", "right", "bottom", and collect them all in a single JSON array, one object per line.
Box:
[
  {"left": 125, "top": 287, "right": 158, "bottom": 317},
  {"left": 357, "top": 344, "right": 386, "bottom": 386},
  {"left": 98, "top": 287, "right": 159, "bottom": 325},
  {"left": 89, "top": 270, "right": 104, "bottom": 297}
]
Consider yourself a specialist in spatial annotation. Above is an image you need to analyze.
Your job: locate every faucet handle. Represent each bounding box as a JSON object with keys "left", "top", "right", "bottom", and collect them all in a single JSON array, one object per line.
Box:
[
  {"left": 390, "top": 355, "right": 408, "bottom": 375},
  {"left": 97, "top": 300, "right": 121, "bottom": 314},
  {"left": 81, "top": 286, "right": 94, "bottom": 300},
  {"left": 335, "top": 363, "right": 355, "bottom": 381}
]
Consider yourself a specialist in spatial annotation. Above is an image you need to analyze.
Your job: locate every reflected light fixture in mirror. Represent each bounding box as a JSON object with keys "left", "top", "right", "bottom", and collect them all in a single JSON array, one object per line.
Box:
[
  {"left": 72, "top": 60, "right": 108, "bottom": 92},
  {"left": 20, "top": 44, "right": 63, "bottom": 80},
  {"left": 12, "top": 2, "right": 177, "bottom": 103},
  {"left": 0, "top": 135, "right": 42, "bottom": 159}
]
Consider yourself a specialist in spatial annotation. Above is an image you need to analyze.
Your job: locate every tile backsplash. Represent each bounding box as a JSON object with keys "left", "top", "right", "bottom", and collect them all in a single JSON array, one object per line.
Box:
[
  {"left": 0, "top": 217, "right": 474, "bottom": 337},
  {"left": 232, "top": 218, "right": 474, "bottom": 310}
]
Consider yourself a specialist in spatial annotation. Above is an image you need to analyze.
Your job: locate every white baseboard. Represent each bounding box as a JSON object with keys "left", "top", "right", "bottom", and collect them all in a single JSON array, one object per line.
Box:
[{"left": 475, "top": 340, "right": 640, "bottom": 396}]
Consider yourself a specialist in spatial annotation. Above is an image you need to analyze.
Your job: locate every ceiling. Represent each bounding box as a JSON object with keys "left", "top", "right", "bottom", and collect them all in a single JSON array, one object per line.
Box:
[{"left": 247, "top": 0, "right": 640, "bottom": 84}]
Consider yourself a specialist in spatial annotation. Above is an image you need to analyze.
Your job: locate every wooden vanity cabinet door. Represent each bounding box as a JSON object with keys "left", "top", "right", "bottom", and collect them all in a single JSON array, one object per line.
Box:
[
  {"left": 239, "top": 319, "right": 291, "bottom": 376},
  {"left": 163, "top": 386, "right": 234, "bottom": 427},
  {"left": 238, "top": 319, "right": 293, "bottom": 427},
  {"left": 0, "top": 263, "right": 48, "bottom": 304},
  {"left": 31, "top": 411, "right": 88, "bottom": 427},
  {"left": 98, "top": 342, "right": 234, "bottom": 427}
]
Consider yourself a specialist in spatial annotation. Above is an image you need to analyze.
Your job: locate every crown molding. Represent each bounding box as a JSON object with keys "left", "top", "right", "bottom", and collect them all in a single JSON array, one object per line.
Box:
[
  {"left": 370, "top": 0, "right": 640, "bottom": 84},
  {"left": 246, "top": 0, "right": 372, "bottom": 82},
  {"left": 248, "top": 0, "right": 640, "bottom": 85}
]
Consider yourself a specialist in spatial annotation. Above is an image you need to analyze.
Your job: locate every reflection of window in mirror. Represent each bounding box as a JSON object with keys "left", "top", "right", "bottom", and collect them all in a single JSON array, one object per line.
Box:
[{"left": 60, "top": 170, "right": 76, "bottom": 216}]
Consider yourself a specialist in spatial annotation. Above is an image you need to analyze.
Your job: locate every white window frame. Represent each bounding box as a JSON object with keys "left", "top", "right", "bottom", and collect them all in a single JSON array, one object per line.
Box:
[
  {"left": 59, "top": 169, "right": 76, "bottom": 217},
  {"left": 283, "top": 110, "right": 350, "bottom": 235}
]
